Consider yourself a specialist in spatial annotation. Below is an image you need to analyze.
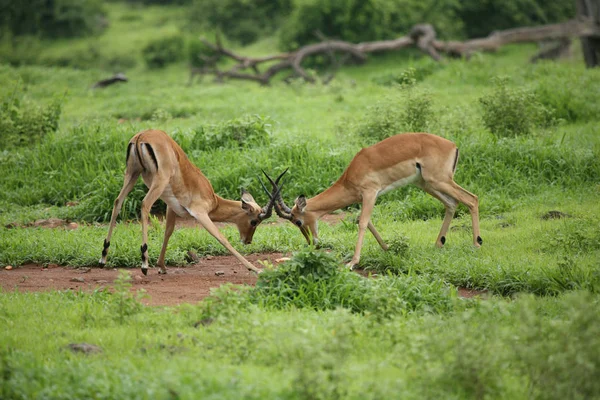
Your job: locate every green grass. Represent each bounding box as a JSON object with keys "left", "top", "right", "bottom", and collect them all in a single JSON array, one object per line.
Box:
[{"left": 2, "top": 2, "right": 600, "bottom": 398}]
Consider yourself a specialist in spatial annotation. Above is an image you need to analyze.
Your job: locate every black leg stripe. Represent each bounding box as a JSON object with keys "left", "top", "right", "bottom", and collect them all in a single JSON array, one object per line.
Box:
[{"left": 141, "top": 243, "right": 148, "bottom": 262}]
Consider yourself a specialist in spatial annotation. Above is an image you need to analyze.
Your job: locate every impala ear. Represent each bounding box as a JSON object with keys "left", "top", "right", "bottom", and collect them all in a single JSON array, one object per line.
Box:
[
  {"left": 241, "top": 189, "right": 256, "bottom": 212},
  {"left": 241, "top": 189, "right": 256, "bottom": 204},
  {"left": 295, "top": 195, "right": 307, "bottom": 213}
]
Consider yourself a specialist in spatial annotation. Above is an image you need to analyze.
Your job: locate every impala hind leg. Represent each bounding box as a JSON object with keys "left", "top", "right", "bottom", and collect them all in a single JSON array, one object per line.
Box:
[
  {"left": 429, "top": 180, "right": 481, "bottom": 247},
  {"left": 192, "top": 212, "right": 261, "bottom": 273},
  {"left": 420, "top": 184, "right": 459, "bottom": 247},
  {"left": 156, "top": 206, "right": 177, "bottom": 275},
  {"left": 140, "top": 178, "right": 169, "bottom": 275},
  {"left": 347, "top": 191, "right": 378, "bottom": 269},
  {"left": 100, "top": 171, "right": 140, "bottom": 266}
]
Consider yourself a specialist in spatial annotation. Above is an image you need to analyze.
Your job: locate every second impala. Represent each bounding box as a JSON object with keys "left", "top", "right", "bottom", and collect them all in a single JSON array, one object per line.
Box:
[
  {"left": 265, "top": 133, "right": 482, "bottom": 268},
  {"left": 100, "top": 129, "right": 276, "bottom": 275}
]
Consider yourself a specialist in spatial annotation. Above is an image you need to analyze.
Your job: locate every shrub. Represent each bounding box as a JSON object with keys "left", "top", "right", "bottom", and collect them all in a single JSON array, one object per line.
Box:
[
  {"left": 372, "top": 63, "right": 441, "bottom": 87},
  {"left": 479, "top": 76, "right": 555, "bottom": 137},
  {"left": 279, "top": 0, "right": 463, "bottom": 50},
  {"left": 458, "top": 0, "right": 575, "bottom": 38},
  {"left": 0, "top": 85, "right": 63, "bottom": 150},
  {"left": 189, "top": 0, "right": 292, "bottom": 45},
  {"left": 251, "top": 248, "right": 455, "bottom": 317},
  {"left": 0, "top": 35, "right": 43, "bottom": 66},
  {"left": 172, "top": 115, "right": 273, "bottom": 151},
  {"left": 0, "top": 0, "right": 106, "bottom": 38},
  {"left": 142, "top": 35, "right": 185, "bottom": 69},
  {"left": 532, "top": 63, "right": 600, "bottom": 123},
  {"left": 354, "top": 86, "right": 435, "bottom": 143},
  {"left": 187, "top": 38, "right": 221, "bottom": 69}
]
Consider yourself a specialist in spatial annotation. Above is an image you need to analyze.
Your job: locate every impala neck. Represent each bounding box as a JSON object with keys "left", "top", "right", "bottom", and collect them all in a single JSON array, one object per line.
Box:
[
  {"left": 209, "top": 196, "right": 245, "bottom": 223},
  {"left": 307, "top": 181, "right": 359, "bottom": 217}
]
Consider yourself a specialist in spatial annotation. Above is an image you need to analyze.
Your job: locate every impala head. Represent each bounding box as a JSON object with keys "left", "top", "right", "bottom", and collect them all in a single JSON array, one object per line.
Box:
[
  {"left": 237, "top": 188, "right": 278, "bottom": 245},
  {"left": 261, "top": 170, "right": 317, "bottom": 245}
]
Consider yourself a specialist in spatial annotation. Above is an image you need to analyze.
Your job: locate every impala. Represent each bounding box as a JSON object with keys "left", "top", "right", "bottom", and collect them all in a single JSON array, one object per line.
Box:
[
  {"left": 100, "top": 129, "right": 277, "bottom": 275},
  {"left": 265, "top": 133, "right": 482, "bottom": 268}
]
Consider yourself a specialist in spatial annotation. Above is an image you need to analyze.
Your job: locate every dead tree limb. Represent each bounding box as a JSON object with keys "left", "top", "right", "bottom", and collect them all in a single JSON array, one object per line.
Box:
[{"left": 191, "top": 18, "right": 600, "bottom": 85}]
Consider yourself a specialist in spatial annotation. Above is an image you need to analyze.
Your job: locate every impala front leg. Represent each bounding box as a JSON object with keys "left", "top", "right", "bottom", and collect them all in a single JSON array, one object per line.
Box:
[
  {"left": 192, "top": 212, "right": 261, "bottom": 273},
  {"left": 347, "top": 192, "right": 377, "bottom": 269},
  {"left": 367, "top": 221, "right": 388, "bottom": 250}
]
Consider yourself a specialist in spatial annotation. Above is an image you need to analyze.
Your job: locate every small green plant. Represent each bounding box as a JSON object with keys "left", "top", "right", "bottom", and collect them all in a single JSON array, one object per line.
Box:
[
  {"left": 0, "top": 84, "right": 62, "bottom": 149},
  {"left": 142, "top": 35, "right": 185, "bottom": 69},
  {"left": 479, "top": 76, "right": 556, "bottom": 137},
  {"left": 111, "top": 270, "right": 146, "bottom": 324},
  {"left": 251, "top": 248, "right": 454, "bottom": 317},
  {"left": 354, "top": 87, "right": 435, "bottom": 143},
  {"left": 372, "top": 63, "right": 441, "bottom": 87},
  {"left": 173, "top": 115, "right": 273, "bottom": 151}
]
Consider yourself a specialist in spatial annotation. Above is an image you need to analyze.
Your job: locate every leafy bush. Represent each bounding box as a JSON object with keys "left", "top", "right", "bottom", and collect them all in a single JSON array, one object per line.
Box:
[
  {"left": 142, "top": 35, "right": 185, "bottom": 69},
  {"left": 173, "top": 115, "right": 273, "bottom": 151},
  {"left": 354, "top": 86, "right": 435, "bottom": 143},
  {"left": 187, "top": 38, "right": 221, "bottom": 68},
  {"left": 513, "top": 292, "right": 600, "bottom": 399},
  {"left": 532, "top": 63, "right": 600, "bottom": 123},
  {"left": 279, "top": 0, "right": 463, "bottom": 50},
  {"left": 479, "top": 77, "right": 555, "bottom": 137},
  {"left": 458, "top": 0, "right": 575, "bottom": 38},
  {"left": 189, "top": 0, "right": 292, "bottom": 45},
  {"left": 372, "top": 63, "right": 441, "bottom": 86},
  {"left": 251, "top": 248, "right": 456, "bottom": 317},
  {"left": 0, "top": 86, "right": 62, "bottom": 150},
  {"left": 0, "top": 35, "right": 43, "bottom": 66},
  {"left": 0, "top": 0, "right": 106, "bottom": 38}
]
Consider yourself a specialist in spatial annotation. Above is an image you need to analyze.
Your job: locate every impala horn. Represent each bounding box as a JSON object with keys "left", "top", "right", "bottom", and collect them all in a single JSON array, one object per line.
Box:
[
  {"left": 257, "top": 170, "right": 286, "bottom": 221},
  {"left": 260, "top": 168, "right": 293, "bottom": 221}
]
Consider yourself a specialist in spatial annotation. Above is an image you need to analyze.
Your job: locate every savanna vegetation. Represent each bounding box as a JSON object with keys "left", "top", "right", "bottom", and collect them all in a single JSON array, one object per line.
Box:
[{"left": 1, "top": 1, "right": 599, "bottom": 398}]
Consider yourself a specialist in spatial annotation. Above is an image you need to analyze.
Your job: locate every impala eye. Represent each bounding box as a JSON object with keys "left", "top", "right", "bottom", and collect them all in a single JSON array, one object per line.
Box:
[
  {"left": 250, "top": 220, "right": 258, "bottom": 227},
  {"left": 295, "top": 220, "right": 303, "bottom": 227}
]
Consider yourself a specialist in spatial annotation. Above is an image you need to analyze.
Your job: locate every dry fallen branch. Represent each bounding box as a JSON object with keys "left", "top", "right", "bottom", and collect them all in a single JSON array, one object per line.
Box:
[{"left": 191, "top": 18, "right": 600, "bottom": 86}]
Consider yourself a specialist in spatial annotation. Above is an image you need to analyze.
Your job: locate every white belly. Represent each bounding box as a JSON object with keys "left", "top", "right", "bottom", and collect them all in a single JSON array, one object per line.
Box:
[
  {"left": 160, "top": 185, "right": 189, "bottom": 217},
  {"left": 377, "top": 172, "right": 420, "bottom": 197}
]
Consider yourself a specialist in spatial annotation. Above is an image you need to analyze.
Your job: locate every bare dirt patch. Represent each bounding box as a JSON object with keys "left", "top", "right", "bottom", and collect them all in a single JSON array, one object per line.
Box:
[{"left": 0, "top": 253, "right": 286, "bottom": 307}]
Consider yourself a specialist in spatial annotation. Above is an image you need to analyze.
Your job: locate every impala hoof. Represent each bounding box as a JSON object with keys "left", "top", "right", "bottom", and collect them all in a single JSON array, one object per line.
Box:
[
  {"left": 158, "top": 269, "right": 167, "bottom": 275},
  {"left": 141, "top": 268, "right": 148, "bottom": 276}
]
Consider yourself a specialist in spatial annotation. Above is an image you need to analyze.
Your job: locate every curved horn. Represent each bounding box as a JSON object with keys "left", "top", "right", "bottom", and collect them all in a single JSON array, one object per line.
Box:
[
  {"left": 261, "top": 169, "right": 294, "bottom": 220},
  {"left": 257, "top": 177, "right": 284, "bottom": 221}
]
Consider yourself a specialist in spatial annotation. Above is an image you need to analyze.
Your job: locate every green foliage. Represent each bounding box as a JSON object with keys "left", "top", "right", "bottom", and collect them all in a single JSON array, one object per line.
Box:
[
  {"left": 372, "top": 63, "right": 441, "bottom": 86},
  {"left": 514, "top": 292, "right": 600, "bottom": 399},
  {"left": 173, "top": 115, "right": 273, "bottom": 151},
  {"left": 187, "top": 38, "right": 221, "bottom": 68},
  {"left": 112, "top": 270, "right": 147, "bottom": 324},
  {"left": 279, "top": 0, "right": 463, "bottom": 50},
  {"left": 251, "top": 248, "right": 455, "bottom": 317},
  {"left": 353, "top": 86, "right": 435, "bottom": 143},
  {"left": 479, "top": 76, "right": 555, "bottom": 137},
  {"left": 190, "top": 0, "right": 292, "bottom": 45},
  {"left": 458, "top": 0, "right": 575, "bottom": 38},
  {"left": 0, "top": 0, "right": 106, "bottom": 38},
  {"left": 532, "top": 62, "right": 600, "bottom": 123},
  {"left": 0, "top": 84, "right": 62, "bottom": 150},
  {"left": 142, "top": 35, "right": 185, "bottom": 69}
]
